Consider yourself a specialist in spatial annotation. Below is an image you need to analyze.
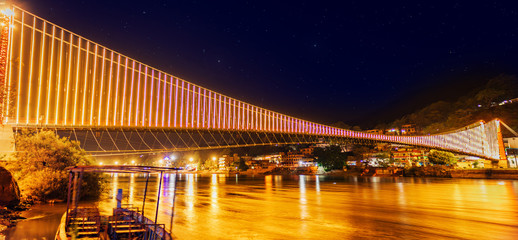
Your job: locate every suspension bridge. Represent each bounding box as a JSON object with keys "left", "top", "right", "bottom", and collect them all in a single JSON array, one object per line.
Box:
[{"left": 0, "top": 5, "right": 508, "bottom": 166}]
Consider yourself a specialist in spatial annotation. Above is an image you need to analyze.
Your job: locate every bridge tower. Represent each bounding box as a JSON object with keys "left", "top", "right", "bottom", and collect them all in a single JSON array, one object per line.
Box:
[
  {"left": 0, "top": 6, "right": 13, "bottom": 123},
  {"left": 496, "top": 120, "right": 508, "bottom": 168},
  {"left": 0, "top": 5, "right": 14, "bottom": 153}
]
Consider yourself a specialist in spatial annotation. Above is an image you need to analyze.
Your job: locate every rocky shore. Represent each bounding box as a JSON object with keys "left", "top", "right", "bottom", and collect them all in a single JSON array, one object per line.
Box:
[{"left": 0, "top": 167, "right": 22, "bottom": 239}]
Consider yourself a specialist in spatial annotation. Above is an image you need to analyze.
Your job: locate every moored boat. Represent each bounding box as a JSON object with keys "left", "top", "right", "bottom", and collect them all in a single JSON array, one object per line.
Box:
[{"left": 55, "top": 165, "right": 179, "bottom": 240}]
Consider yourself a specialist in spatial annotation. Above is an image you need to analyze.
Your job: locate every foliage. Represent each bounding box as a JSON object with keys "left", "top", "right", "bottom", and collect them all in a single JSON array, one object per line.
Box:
[
  {"left": 374, "top": 152, "right": 390, "bottom": 160},
  {"left": 472, "top": 161, "right": 479, "bottom": 168},
  {"left": 313, "top": 145, "right": 348, "bottom": 171},
  {"left": 201, "top": 158, "right": 219, "bottom": 170},
  {"left": 1, "top": 130, "right": 103, "bottom": 202},
  {"left": 237, "top": 158, "right": 249, "bottom": 171},
  {"left": 428, "top": 150, "right": 457, "bottom": 166},
  {"left": 373, "top": 152, "right": 393, "bottom": 167}
]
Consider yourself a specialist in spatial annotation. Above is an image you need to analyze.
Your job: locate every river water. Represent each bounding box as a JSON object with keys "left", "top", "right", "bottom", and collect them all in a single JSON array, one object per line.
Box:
[{"left": 6, "top": 174, "right": 518, "bottom": 239}]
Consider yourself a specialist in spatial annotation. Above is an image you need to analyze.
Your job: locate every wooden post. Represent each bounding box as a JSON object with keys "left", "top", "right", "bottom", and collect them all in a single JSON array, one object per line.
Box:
[
  {"left": 154, "top": 171, "right": 163, "bottom": 234},
  {"left": 65, "top": 171, "right": 73, "bottom": 226},
  {"left": 141, "top": 173, "right": 150, "bottom": 217},
  {"left": 169, "top": 171, "right": 178, "bottom": 233},
  {"left": 497, "top": 120, "right": 508, "bottom": 168}
]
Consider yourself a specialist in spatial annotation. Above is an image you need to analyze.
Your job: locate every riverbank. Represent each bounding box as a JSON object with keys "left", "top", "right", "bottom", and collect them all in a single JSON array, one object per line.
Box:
[
  {"left": 0, "top": 207, "right": 26, "bottom": 239},
  {"left": 450, "top": 169, "right": 518, "bottom": 179},
  {"left": 199, "top": 166, "right": 518, "bottom": 180}
]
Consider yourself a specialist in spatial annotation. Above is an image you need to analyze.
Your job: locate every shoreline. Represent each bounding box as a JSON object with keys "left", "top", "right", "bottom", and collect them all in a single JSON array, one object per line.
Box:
[{"left": 183, "top": 167, "right": 518, "bottom": 180}]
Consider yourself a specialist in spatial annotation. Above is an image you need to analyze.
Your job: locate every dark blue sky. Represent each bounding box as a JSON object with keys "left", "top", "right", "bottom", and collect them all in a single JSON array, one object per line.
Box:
[{"left": 22, "top": 0, "right": 518, "bottom": 127}]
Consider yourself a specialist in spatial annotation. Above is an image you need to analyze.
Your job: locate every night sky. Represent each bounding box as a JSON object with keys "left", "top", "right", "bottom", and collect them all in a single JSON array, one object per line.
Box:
[{"left": 20, "top": 1, "right": 518, "bottom": 127}]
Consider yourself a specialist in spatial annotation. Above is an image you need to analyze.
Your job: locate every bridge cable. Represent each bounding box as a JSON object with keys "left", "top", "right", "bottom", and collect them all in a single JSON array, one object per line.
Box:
[
  {"left": 135, "top": 130, "right": 152, "bottom": 151},
  {"left": 160, "top": 129, "right": 177, "bottom": 150},
  {"left": 501, "top": 121, "right": 518, "bottom": 137},
  {"left": 226, "top": 130, "right": 239, "bottom": 146},
  {"left": 185, "top": 130, "right": 201, "bottom": 148},
  {"left": 217, "top": 130, "right": 231, "bottom": 147},
  {"left": 173, "top": 129, "right": 190, "bottom": 149},
  {"left": 72, "top": 128, "right": 79, "bottom": 144},
  {"left": 207, "top": 130, "right": 222, "bottom": 148},
  {"left": 105, "top": 129, "right": 121, "bottom": 152},
  {"left": 89, "top": 128, "right": 106, "bottom": 152},
  {"left": 120, "top": 129, "right": 136, "bottom": 151},
  {"left": 82, "top": 129, "right": 89, "bottom": 149},
  {"left": 235, "top": 131, "right": 247, "bottom": 145},
  {"left": 148, "top": 129, "right": 167, "bottom": 150},
  {"left": 245, "top": 131, "right": 256, "bottom": 145},
  {"left": 196, "top": 130, "right": 212, "bottom": 149},
  {"left": 134, "top": 129, "right": 145, "bottom": 151}
]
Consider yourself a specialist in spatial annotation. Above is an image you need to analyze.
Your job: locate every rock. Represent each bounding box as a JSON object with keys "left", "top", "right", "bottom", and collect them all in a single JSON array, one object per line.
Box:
[{"left": 0, "top": 167, "right": 20, "bottom": 208}]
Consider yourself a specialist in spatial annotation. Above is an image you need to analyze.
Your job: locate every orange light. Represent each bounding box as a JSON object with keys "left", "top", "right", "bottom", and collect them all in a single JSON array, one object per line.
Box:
[
  {"left": 1, "top": 8, "right": 14, "bottom": 17},
  {"left": 26, "top": 16, "right": 36, "bottom": 125},
  {"left": 81, "top": 41, "right": 90, "bottom": 125},
  {"left": 15, "top": 12, "right": 24, "bottom": 124},
  {"left": 72, "top": 37, "right": 81, "bottom": 125},
  {"left": 89, "top": 44, "right": 98, "bottom": 125},
  {"left": 97, "top": 48, "right": 106, "bottom": 125},
  {"left": 64, "top": 32, "right": 73, "bottom": 125},
  {"left": 45, "top": 25, "right": 56, "bottom": 125}
]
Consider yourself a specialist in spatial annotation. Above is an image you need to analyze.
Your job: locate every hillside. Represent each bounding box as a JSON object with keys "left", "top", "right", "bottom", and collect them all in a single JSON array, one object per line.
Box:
[{"left": 380, "top": 74, "right": 518, "bottom": 136}]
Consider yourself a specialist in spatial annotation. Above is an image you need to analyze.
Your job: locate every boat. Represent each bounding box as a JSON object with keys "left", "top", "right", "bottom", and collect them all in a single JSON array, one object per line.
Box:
[{"left": 55, "top": 165, "right": 179, "bottom": 240}]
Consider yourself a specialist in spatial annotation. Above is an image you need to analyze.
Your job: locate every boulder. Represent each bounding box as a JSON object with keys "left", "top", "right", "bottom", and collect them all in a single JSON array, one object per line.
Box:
[{"left": 0, "top": 167, "right": 20, "bottom": 207}]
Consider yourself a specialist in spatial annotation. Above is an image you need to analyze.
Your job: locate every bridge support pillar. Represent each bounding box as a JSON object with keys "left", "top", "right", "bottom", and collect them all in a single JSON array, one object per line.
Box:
[
  {"left": 0, "top": 125, "right": 14, "bottom": 155},
  {"left": 485, "top": 159, "right": 509, "bottom": 168},
  {"left": 496, "top": 120, "right": 509, "bottom": 168}
]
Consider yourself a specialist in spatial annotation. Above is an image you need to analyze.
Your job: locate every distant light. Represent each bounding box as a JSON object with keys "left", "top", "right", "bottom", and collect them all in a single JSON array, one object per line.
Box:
[
  {"left": 131, "top": 160, "right": 135, "bottom": 164},
  {"left": 212, "top": 157, "right": 217, "bottom": 161},
  {"left": 189, "top": 157, "right": 194, "bottom": 162},
  {"left": 1, "top": 9, "right": 14, "bottom": 17},
  {"left": 114, "top": 161, "right": 119, "bottom": 165},
  {"left": 99, "top": 162, "right": 103, "bottom": 166},
  {"left": 159, "top": 159, "right": 164, "bottom": 164}
]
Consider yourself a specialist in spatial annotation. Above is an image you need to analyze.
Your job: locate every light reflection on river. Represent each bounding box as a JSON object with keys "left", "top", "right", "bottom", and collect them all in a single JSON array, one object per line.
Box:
[
  {"left": 96, "top": 174, "right": 518, "bottom": 239},
  {"left": 7, "top": 175, "right": 518, "bottom": 239}
]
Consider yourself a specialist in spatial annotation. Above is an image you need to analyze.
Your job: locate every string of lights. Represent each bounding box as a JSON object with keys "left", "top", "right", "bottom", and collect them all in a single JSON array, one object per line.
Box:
[{"left": 0, "top": 5, "right": 505, "bottom": 160}]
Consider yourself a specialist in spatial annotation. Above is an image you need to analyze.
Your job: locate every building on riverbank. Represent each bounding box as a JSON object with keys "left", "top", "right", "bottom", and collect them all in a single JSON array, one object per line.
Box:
[{"left": 391, "top": 148, "right": 428, "bottom": 167}]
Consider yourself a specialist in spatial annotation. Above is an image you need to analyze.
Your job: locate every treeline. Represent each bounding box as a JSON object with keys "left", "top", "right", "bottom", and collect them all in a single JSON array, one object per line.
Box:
[
  {"left": 379, "top": 74, "right": 518, "bottom": 135},
  {"left": 1, "top": 130, "right": 104, "bottom": 204}
]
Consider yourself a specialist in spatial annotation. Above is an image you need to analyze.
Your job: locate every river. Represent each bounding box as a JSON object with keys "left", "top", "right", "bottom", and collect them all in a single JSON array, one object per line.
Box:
[{"left": 5, "top": 174, "right": 518, "bottom": 239}]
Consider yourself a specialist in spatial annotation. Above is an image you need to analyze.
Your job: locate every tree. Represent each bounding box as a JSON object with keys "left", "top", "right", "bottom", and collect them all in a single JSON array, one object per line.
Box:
[
  {"left": 1, "top": 130, "right": 103, "bottom": 202},
  {"left": 428, "top": 150, "right": 457, "bottom": 166},
  {"left": 475, "top": 88, "right": 505, "bottom": 108},
  {"left": 238, "top": 158, "right": 249, "bottom": 171},
  {"left": 331, "top": 121, "right": 351, "bottom": 130},
  {"left": 314, "top": 145, "right": 348, "bottom": 171}
]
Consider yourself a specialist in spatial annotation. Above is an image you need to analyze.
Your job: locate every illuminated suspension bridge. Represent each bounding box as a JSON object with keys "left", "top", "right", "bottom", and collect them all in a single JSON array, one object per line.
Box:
[{"left": 0, "top": 5, "right": 508, "bottom": 163}]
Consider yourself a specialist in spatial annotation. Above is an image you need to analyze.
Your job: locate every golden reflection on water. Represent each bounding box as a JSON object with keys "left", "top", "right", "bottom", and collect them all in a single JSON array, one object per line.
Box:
[{"left": 95, "top": 175, "right": 518, "bottom": 240}]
